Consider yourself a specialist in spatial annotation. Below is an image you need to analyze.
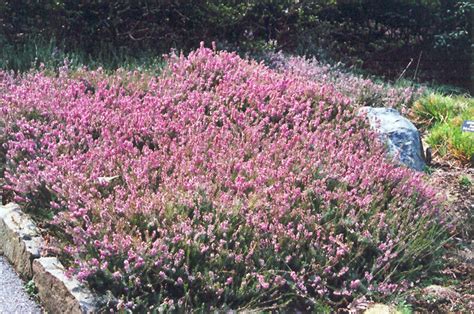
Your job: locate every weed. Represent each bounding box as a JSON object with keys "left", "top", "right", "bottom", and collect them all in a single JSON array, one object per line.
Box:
[
  {"left": 396, "top": 300, "right": 413, "bottom": 314},
  {"left": 423, "top": 165, "right": 435, "bottom": 175},
  {"left": 24, "top": 280, "right": 38, "bottom": 298},
  {"left": 459, "top": 175, "right": 472, "bottom": 188}
]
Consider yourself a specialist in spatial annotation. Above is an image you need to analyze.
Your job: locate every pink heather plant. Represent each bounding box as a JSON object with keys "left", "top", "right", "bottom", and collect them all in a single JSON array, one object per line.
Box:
[
  {"left": 266, "top": 52, "right": 425, "bottom": 110},
  {"left": 0, "top": 45, "right": 450, "bottom": 311}
]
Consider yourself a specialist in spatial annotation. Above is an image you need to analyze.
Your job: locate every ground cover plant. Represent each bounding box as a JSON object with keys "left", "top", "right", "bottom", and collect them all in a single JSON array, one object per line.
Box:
[
  {"left": 0, "top": 46, "right": 453, "bottom": 311},
  {"left": 268, "top": 53, "right": 474, "bottom": 166},
  {"left": 266, "top": 52, "right": 425, "bottom": 110}
]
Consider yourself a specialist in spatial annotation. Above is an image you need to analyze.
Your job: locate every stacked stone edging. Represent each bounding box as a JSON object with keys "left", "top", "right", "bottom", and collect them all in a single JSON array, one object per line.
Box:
[
  {"left": 0, "top": 203, "right": 98, "bottom": 313},
  {"left": 0, "top": 203, "right": 42, "bottom": 278}
]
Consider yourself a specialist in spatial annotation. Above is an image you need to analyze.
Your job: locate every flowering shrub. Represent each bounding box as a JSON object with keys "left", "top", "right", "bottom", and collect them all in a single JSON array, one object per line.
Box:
[
  {"left": 267, "top": 52, "right": 425, "bottom": 110},
  {"left": 0, "top": 45, "right": 451, "bottom": 311}
]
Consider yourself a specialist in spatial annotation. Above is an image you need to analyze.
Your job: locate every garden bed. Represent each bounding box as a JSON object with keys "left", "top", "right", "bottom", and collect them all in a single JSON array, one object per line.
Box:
[{"left": 0, "top": 46, "right": 455, "bottom": 311}]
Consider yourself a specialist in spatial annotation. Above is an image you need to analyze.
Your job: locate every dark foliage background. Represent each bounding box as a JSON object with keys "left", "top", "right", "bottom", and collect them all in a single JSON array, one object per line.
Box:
[{"left": 0, "top": 0, "right": 472, "bottom": 92}]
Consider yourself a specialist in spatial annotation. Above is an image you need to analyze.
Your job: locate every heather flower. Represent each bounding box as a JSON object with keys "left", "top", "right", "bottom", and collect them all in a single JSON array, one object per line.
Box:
[
  {"left": 0, "top": 45, "right": 450, "bottom": 311},
  {"left": 257, "top": 275, "right": 270, "bottom": 290},
  {"left": 267, "top": 52, "right": 425, "bottom": 110},
  {"left": 350, "top": 280, "right": 361, "bottom": 290}
]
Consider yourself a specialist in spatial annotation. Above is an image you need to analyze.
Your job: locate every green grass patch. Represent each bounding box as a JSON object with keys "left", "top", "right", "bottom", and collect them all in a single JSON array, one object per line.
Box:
[{"left": 411, "top": 93, "right": 474, "bottom": 164}]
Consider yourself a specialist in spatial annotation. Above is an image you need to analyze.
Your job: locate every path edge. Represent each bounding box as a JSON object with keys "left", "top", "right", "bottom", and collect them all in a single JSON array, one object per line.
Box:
[{"left": 0, "top": 202, "right": 100, "bottom": 314}]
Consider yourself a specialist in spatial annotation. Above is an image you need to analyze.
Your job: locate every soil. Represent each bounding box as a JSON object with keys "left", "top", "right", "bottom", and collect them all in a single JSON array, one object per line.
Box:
[{"left": 406, "top": 151, "right": 473, "bottom": 312}]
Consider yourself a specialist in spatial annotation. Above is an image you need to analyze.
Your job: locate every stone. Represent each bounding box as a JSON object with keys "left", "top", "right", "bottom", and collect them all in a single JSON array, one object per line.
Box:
[
  {"left": 360, "top": 107, "right": 426, "bottom": 171},
  {"left": 423, "top": 285, "right": 460, "bottom": 301},
  {"left": 33, "top": 257, "right": 98, "bottom": 314},
  {"left": 0, "top": 203, "right": 43, "bottom": 278},
  {"left": 364, "top": 303, "right": 401, "bottom": 314},
  {"left": 0, "top": 203, "right": 100, "bottom": 312}
]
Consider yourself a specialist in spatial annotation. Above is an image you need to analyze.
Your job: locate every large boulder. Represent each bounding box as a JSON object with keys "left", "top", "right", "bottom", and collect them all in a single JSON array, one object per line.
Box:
[{"left": 360, "top": 107, "right": 426, "bottom": 171}]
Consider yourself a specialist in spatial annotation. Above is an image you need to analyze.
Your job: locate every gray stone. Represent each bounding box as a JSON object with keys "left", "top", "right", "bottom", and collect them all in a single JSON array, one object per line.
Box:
[
  {"left": 0, "top": 203, "right": 43, "bottom": 278},
  {"left": 360, "top": 107, "right": 426, "bottom": 171},
  {"left": 1, "top": 203, "right": 100, "bottom": 312},
  {"left": 364, "top": 303, "right": 401, "bottom": 314},
  {"left": 33, "top": 257, "right": 98, "bottom": 314},
  {"left": 423, "top": 285, "right": 461, "bottom": 301}
]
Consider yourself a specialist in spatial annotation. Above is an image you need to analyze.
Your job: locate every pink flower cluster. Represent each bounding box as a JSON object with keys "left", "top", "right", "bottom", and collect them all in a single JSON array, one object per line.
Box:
[
  {"left": 267, "top": 52, "right": 425, "bottom": 110},
  {"left": 0, "top": 45, "right": 449, "bottom": 310}
]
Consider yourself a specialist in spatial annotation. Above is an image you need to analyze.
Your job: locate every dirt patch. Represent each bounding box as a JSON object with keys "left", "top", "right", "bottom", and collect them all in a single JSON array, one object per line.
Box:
[{"left": 408, "top": 154, "right": 473, "bottom": 312}]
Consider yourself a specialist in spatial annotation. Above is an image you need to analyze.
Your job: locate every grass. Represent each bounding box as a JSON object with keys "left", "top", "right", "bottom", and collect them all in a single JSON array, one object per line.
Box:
[
  {"left": 410, "top": 93, "right": 474, "bottom": 164},
  {"left": 396, "top": 300, "right": 414, "bottom": 314},
  {"left": 0, "top": 35, "right": 165, "bottom": 74}
]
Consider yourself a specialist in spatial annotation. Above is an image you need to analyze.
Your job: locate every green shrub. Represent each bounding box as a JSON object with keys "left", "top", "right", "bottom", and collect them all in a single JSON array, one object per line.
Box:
[{"left": 1, "top": 1, "right": 472, "bottom": 91}]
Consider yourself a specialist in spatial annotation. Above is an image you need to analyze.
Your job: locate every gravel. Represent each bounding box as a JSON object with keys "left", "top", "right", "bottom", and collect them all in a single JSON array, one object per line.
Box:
[{"left": 0, "top": 255, "right": 41, "bottom": 313}]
